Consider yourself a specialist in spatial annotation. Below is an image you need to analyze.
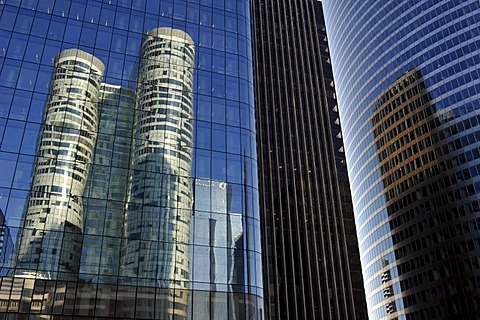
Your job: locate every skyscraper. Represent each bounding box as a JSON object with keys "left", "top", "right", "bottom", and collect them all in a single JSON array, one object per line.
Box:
[
  {"left": 252, "top": 0, "right": 367, "bottom": 319},
  {"left": 0, "top": 1, "right": 262, "bottom": 318},
  {"left": 323, "top": 0, "right": 480, "bottom": 318}
]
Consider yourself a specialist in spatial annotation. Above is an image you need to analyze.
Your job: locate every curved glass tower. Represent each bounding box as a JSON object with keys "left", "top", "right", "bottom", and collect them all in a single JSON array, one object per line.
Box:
[
  {"left": 323, "top": 0, "right": 480, "bottom": 319},
  {"left": 0, "top": 1, "right": 261, "bottom": 319}
]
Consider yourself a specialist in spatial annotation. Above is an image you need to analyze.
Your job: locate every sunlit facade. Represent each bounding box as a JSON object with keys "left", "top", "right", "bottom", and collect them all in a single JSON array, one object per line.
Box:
[
  {"left": 323, "top": 0, "right": 480, "bottom": 319},
  {"left": 0, "top": 0, "right": 262, "bottom": 318}
]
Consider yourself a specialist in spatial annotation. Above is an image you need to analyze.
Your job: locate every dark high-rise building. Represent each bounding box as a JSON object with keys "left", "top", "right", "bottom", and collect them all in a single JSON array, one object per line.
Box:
[
  {"left": 0, "top": 0, "right": 262, "bottom": 319},
  {"left": 252, "top": 0, "right": 367, "bottom": 319},
  {"left": 323, "top": 0, "right": 480, "bottom": 319}
]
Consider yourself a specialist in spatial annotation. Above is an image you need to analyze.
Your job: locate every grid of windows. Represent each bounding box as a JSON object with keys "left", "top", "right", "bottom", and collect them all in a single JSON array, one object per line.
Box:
[
  {"left": 0, "top": 0, "right": 262, "bottom": 319},
  {"left": 323, "top": 0, "right": 480, "bottom": 319}
]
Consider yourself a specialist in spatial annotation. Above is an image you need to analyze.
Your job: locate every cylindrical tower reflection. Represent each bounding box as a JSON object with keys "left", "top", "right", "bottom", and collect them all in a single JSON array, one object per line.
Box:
[
  {"left": 120, "top": 28, "right": 195, "bottom": 302},
  {"left": 15, "top": 49, "right": 104, "bottom": 280}
]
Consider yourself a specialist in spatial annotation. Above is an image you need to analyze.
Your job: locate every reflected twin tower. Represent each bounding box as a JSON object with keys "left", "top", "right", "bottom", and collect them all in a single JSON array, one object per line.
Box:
[{"left": 14, "top": 27, "right": 195, "bottom": 294}]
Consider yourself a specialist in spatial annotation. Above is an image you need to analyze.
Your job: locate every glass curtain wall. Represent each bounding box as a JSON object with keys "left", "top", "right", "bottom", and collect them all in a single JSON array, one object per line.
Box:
[
  {"left": 323, "top": 0, "right": 480, "bottom": 319},
  {"left": 0, "top": 0, "right": 262, "bottom": 319}
]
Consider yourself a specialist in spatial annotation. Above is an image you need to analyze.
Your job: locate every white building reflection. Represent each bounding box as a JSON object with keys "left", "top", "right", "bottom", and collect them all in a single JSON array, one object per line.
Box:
[{"left": 190, "top": 178, "right": 244, "bottom": 320}]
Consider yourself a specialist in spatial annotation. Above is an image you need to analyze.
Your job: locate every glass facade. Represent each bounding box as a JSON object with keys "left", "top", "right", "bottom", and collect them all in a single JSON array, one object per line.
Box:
[
  {"left": 0, "top": 0, "right": 262, "bottom": 319},
  {"left": 323, "top": 0, "right": 480, "bottom": 319}
]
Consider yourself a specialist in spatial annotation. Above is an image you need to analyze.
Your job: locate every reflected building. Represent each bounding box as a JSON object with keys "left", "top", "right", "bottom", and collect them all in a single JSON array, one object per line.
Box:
[
  {"left": 119, "top": 28, "right": 195, "bottom": 318},
  {"left": 190, "top": 178, "right": 244, "bottom": 320},
  {"left": 14, "top": 49, "right": 104, "bottom": 280},
  {"left": 120, "top": 27, "right": 195, "bottom": 284},
  {"left": 371, "top": 69, "right": 443, "bottom": 316},
  {"left": 372, "top": 69, "right": 441, "bottom": 204},
  {"left": 323, "top": 0, "right": 480, "bottom": 319},
  {"left": 80, "top": 83, "right": 135, "bottom": 283}
]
